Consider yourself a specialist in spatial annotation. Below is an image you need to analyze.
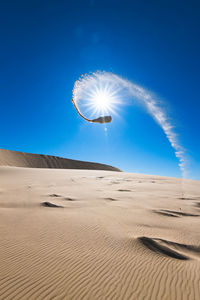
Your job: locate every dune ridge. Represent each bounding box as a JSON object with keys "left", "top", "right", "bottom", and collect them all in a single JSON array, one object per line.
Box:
[{"left": 0, "top": 148, "right": 121, "bottom": 171}]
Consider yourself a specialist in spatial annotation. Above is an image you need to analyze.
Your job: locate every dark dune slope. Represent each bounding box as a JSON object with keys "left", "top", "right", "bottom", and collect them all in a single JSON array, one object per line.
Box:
[{"left": 0, "top": 149, "right": 121, "bottom": 171}]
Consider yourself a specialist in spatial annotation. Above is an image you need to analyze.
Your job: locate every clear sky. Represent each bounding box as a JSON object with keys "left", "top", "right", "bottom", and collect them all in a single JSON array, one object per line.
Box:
[{"left": 0, "top": 0, "right": 199, "bottom": 179}]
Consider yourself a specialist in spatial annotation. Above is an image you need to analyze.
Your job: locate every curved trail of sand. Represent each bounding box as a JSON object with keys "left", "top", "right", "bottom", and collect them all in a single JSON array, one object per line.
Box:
[{"left": 73, "top": 72, "right": 187, "bottom": 177}]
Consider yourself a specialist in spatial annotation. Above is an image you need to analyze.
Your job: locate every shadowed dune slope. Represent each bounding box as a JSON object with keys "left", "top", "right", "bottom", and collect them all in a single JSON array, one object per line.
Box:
[{"left": 0, "top": 149, "right": 121, "bottom": 171}]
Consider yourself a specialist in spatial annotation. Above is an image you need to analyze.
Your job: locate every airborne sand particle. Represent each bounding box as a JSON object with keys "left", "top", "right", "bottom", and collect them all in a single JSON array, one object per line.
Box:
[{"left": 72, "top": 71, "right": 187, "bottom": 177}]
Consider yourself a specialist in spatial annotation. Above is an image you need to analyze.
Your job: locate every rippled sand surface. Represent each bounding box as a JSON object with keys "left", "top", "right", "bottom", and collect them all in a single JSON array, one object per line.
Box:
[{"left": 0, "top": 167, "right": 200, "bottom": 300}]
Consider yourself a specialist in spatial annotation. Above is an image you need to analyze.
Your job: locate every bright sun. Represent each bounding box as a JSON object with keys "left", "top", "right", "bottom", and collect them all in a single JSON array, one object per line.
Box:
[
  {"left": 74, "top": 75, "right": 122, "bottom": 119},
  {"left": 92, "top": 90, "right": 111, "bottom": 111},
  {"left": 84, "top": 85, "right": 119, "bottom": 116}
]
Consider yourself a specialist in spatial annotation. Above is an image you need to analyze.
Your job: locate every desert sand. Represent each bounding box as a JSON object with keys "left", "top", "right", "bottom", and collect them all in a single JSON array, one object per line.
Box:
[
  {"left": 0, "top": 151, "right": 200, "bottom": 299},
  {"left": 0, "top": 149, "right": 120, "bottom": 171}
]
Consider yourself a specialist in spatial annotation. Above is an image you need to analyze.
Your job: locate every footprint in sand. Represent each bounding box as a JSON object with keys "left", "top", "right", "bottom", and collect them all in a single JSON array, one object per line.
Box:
[
  {"left": 49, "top": 194, "right": 62, "bottom": 197},
  {"left": 104, "top": 197, "right": 117, "bottom": 201},
  {"left": 153, "top": 210, "right": 180, "bottom": 217},
  {"left": 138, "top": 236, "right": 200, "bottom": 260},
  {"left": 153, "top": 209, "right": 199, "bottom": 217},
  {"left": 178, "top": 197, "right": 196, "bottom": 200},
  {"left": 41, "top": 201, "right": 63, "bottom": 208},
  {"left": 64, "top": 197, "right": 76, "bottom": 201},
  {"left": 48, "top": 194, "right": 76, "bottom": 201}
]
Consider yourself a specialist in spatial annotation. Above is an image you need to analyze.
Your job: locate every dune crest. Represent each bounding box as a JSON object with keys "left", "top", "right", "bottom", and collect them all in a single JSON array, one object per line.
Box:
[{"left": 0, "top": 149, "right": 120, "bottom": 171}]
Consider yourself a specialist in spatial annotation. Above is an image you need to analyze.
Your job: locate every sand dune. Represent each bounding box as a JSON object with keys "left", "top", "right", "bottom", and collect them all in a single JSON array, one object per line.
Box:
[
  {"left": 0, "top": 166, "right": 200, "bottom": 299},
  {"left": 0, "top": 148, "right": 120, "bottom": 171}
]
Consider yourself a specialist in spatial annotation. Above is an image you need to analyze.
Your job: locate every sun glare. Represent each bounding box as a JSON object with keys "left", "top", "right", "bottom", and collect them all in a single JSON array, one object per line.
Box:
[
  {"left": 83, "top": 85, "right": 120, "bottom": 117},
  {"left": 73, "top": 73, "right": 123, "bottom": 119},
  {"left": 92, "top": 90, "right": 112, "bottom": 110}
]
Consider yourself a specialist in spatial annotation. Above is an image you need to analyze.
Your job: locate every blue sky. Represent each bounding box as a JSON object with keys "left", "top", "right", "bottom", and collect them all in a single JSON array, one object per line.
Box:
[{"left": 0, "top": 0, "right": 199, "bottom": 179}]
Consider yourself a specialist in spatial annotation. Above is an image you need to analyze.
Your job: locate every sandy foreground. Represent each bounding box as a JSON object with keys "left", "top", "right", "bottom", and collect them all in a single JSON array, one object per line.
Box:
[{"left": 0, "top": 166, "right": 200, "bottom": 300}]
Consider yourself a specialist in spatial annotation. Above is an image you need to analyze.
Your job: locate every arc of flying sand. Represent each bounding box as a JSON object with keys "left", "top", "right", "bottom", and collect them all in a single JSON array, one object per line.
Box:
[
  {"left": 71, "top": 98, "right": 112, "bottom": 124},
  {"left": 72, "top": 71, "right": 187, "bottom": 177}
]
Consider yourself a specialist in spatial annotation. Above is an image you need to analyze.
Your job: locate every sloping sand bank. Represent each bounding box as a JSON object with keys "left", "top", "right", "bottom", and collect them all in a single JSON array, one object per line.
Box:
[
  {"left": 0, "top": 149, "right": 120, "bottom": 171},
  {"left": 0, "top": 166, "right": 200, "bottom": 300}
]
